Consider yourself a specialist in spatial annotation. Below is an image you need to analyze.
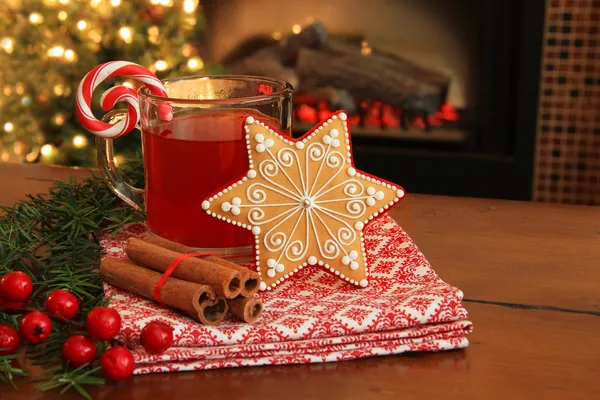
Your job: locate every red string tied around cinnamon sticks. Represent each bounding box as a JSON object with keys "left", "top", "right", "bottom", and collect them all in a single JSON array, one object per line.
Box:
[{"left": 153, "top": 252, "right": 217, "bottom": 306}]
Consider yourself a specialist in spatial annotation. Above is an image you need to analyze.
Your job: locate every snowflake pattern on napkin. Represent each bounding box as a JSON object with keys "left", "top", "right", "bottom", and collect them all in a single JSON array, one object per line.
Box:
[{"left": 100, "top": 213, "right": 472, "bottom": 374}]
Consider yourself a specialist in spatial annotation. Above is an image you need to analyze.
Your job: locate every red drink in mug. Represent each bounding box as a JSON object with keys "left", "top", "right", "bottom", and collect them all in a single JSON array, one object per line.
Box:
[{"left": 97, "top": 76, "right": 293, "bottom": 255}]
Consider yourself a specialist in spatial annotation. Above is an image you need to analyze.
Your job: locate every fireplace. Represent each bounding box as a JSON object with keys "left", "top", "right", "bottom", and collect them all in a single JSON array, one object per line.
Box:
[{"left": 204, "top": 0, "right": 545, "bottom": 200}]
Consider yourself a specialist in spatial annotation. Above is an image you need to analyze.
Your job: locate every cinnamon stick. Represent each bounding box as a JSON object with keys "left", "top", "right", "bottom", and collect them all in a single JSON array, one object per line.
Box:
[
  {"left": 126, "top": 238, "right": 242, "bottom": 299},
  {"left": 140, "top": 235, "right": 260, "bottom": 297},
  {"left": 227, "top": 296, "right": 263, "bottom": 323},
  {"left": 99, "top": 258, "right": 228, "bottom": 325}
]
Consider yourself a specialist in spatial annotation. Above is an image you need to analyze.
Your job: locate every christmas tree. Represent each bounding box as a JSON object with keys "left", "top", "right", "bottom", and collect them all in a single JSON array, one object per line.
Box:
[{"left": 0, "top": 0, "right": 221, "bottom": 166}]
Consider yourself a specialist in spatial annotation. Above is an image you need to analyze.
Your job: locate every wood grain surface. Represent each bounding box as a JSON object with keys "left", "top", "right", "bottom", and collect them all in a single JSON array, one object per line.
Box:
[
  {"left": 1, "top": 163, "right": 599, "bottom": 399},
  {"left": 389, "top": 196, "right": 600, "bottom": 313}
]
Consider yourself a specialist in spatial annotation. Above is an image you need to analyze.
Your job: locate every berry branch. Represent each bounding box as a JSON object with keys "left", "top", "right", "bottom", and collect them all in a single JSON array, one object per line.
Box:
[
  {"left": 0, "top": 307, "right": 85, "bottom": 330},
  {"left": 0, "top": 162, "right": 145, "bottom": 397},
  {"left": 1, "top": 160, "right": 175, "bottom": 398}
]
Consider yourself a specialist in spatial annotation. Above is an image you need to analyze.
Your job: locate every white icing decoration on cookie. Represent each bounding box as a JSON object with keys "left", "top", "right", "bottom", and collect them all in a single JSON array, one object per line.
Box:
[
  {"left": 259, "top": 281, "right": 267, "bottom": 291},
  {"left": 221, "top": 197, "right": 242, "bottom": 215},
  {"left": 396, "top": 189, "right": 405, "bottom": 197},
  {"left": 205, "top": 116, "right": 405, "bottom": 290},
  {"left": 322, "top": 129, "right": 341, "bottom": 148},
  {"left": 201, "top": 201, "right": 210, "bottom": 210},
  {"left": 341, "top": 250, "right": 359, "bottom": 270},
  {"left": 359, "top": 279, "right": 368, "bottom": 287},
  {"left": 246, "top": 116, "right": 255, "bottom": 124},
  {"left": 265, "top": 257, "right": 284, "bottom": 277},
  {"left": 359, "top": 187, "right": 385, "bottom": 207}
]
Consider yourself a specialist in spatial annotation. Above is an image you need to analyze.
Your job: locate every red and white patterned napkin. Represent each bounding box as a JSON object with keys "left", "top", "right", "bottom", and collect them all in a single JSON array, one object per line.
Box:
[{"left": 100, "top": 214, "right": 472, "bottom": 374}]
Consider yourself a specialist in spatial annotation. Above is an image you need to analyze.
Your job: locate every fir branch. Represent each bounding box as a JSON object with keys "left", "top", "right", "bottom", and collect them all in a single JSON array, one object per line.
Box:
[
  {"left": 0, "top": 167, "right": 144, "bottom": 312},
  {"left": 0, "top": 159, "right": 144, "bottom": 396},
  {"left": 0, "top": 312, "right": 20, "bottom": 328},
  {"left": 34, "top": 365, "right": 105, "bottom": 400},
  {"left": 0, "top": 354, "right": 28, "bottom": 389},
  {"left": 26, "top": 327, "right": 72, "bottom": 368}
]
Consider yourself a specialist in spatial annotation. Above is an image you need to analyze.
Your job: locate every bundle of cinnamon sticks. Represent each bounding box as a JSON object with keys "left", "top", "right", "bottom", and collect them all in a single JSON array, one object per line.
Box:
[{"left": 99, "top": 235, "right": 263, "bottom": 326}]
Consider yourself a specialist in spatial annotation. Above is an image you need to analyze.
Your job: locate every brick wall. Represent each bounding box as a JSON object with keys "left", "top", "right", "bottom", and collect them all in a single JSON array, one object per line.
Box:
[{"left": 534, "top": 0, "right": 600, "bottom": 204}]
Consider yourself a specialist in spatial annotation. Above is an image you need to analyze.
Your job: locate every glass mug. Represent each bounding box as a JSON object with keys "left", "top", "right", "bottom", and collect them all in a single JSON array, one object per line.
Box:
[{"left": 97, "top": 76, "right": 293, "bottom": 257}]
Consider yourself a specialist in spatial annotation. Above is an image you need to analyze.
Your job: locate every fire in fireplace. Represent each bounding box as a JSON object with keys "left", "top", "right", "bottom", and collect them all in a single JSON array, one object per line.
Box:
[
  {"left": 205, "top": 0, "right": 480, "bottom": 143},
  {"left": 203, "top": 0, "right": 545, "bottom": 200},
  {"left": 293, "top": 96, "right": 460, "bottom": 132},
  {"left": 219, "top": 20, "right": 466, "bottom": 143}
]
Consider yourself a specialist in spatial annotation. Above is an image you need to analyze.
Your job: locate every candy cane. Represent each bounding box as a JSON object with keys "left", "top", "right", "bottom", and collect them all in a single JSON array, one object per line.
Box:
[{"left": 76, "top": 61, "right": 172, "bottom": 139}]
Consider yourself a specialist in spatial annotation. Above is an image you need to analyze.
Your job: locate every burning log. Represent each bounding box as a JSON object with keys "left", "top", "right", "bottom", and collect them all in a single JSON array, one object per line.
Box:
[
  {"left": 327, "top": 39, "right": 451, "bottom": 92},
  {"left": 229, "top": 46, "right": 299, "bottom": 89},
  {"left": 223, "top": 21, "right": 452, "bottom": 129},
  {"left": 296, "top": 45, "right": 448, "bottom": 113},
  {"left": 279, "top": 21, "right": 328, "bottom": 65}
]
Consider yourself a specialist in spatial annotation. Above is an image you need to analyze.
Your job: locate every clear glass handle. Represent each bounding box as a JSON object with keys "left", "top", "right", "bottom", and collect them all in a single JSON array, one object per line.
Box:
[{"left": 96, "top": 110, "right": 144, "bottom": 212}]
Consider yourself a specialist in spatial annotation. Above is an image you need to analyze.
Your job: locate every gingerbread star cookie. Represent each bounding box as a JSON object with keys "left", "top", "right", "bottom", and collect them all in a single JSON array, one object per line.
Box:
[{"left": 201, "top": 111, "right": 405, "bottom": 291}]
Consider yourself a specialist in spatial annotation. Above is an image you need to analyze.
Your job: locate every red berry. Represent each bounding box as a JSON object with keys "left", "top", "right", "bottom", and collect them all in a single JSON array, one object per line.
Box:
[
  {"left": 0, "top": 324, "right": 20, "bottom": 355},
  {"left": 100, "top": 346, "right": 135, "bottom": 381},
  {"left": 0, "top": 271, "right": 33, "bottom": 302},
  {"left": 140, "top": 321, "right": 173, "bottom": 354},
  {"left": 86, "top": 307, "right": 121, "bottom": 340},
  {"left": 46, "top": 289, "right": 79, "bottom": 319},
  {"left": 62, "top": 335, "right": 97, "bottom": 367},
  {"left": 19, "top": 311, "right": 52, "bottom": 344}
]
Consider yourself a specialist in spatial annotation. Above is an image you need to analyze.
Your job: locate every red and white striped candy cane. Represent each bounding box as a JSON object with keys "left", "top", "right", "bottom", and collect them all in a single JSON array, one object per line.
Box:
[{"left": 76, "top": 61, "right": 172, "bottom": 139}]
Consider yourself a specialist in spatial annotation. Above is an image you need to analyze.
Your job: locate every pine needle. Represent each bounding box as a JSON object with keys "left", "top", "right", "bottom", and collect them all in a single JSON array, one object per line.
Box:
[
  {"left": 35, "top": 365, "right": 105, "bottom": 400},
  {"left": 0, "top": 355, "right": 28, "bottom": 389},
  {"left": 0, "top": 159, "right": 144, "bottom": 397}
]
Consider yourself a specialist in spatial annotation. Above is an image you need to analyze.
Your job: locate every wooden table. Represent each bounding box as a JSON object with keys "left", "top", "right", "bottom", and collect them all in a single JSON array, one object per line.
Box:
[{"left": 2, "top": 163, "right": 599, "bottom": 399}]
